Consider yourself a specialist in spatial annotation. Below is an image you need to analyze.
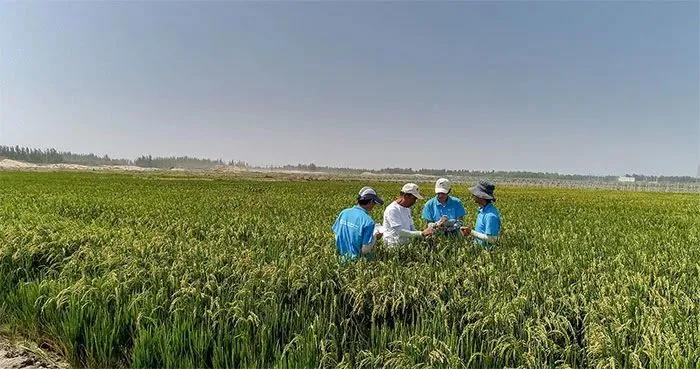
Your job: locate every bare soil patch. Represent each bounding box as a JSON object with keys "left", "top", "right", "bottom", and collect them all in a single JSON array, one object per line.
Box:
[{"left": 0, "top": 336, "right": 69, "bottom": 369}]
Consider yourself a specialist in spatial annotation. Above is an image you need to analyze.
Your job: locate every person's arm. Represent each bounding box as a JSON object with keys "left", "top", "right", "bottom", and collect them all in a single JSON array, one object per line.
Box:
[
  {"left": 469, "top": 229, "right": 499, "bottom": 243},
  {"left": 360, "top": 229, "right": 375, "bottom": 254},
  {"left": 460, "top": 214, "right": 499, "bottom": 244},
  {"left": 373, "top": 224, "right": 384, "bottom": 240},
  {"left": 386, "top": 208, "right": 433, "bottom": 239},
  {"left": 399, "top": 229, "right": 424, "bottom": 238},
  {"left": 401, "top": 219, "right": 435, "bottom": 238},
  {"left": 459, "top": 227, "right": 498, "bottom": 243}
]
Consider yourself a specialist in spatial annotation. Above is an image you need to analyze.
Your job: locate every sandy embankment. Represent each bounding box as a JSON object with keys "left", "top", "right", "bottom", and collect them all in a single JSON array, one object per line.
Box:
[{"left": 0, "top": 159, "right": 155, "bottom": 172}]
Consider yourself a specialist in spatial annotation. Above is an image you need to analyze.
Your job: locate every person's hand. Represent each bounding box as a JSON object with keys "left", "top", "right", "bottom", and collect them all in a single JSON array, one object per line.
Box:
[
  {"left": 460, "top": 227, "right": 472, "bottom": 237},
  {"left": 422, "top": 227, "right": 435, "bottom": 237}
]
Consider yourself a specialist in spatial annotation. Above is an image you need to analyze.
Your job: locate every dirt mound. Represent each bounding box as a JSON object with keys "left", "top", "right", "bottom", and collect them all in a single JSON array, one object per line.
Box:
[
  {"left": 0, "top": 159, "right": 156, "bottom": 172},
  {"left": 0, "top": 337, "right": 68, "bottom": 369},
  {"left": 0, "top": 159, "right": 39, "bottom": 169}
]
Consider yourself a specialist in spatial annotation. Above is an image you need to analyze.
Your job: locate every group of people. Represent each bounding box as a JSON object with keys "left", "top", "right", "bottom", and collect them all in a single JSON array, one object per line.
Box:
[{"left": 332, "top": 178, "right": 502, "bottom": 261}]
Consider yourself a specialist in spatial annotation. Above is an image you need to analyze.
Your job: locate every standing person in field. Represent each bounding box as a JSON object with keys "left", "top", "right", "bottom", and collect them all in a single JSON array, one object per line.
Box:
[
  {"left": 332, "top": 187, "right": 384, "bottom": 261},
  {"left": 421, "top": 178, "right": 466, "bottom": 235},
  {"left": 382, "top": 183, "right": 435, "bottom": 246},
  {"left": 460, "top": 180, "right": 501, "bottom": 248}
]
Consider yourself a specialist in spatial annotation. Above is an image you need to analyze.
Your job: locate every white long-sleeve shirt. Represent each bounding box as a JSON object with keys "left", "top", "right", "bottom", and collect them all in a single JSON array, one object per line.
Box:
[
  {"left": 382, "top": 201, "right": 423, "bottom": 246},
  {"left": 469, "top": 229, "right": 499, "bottom": 244}
]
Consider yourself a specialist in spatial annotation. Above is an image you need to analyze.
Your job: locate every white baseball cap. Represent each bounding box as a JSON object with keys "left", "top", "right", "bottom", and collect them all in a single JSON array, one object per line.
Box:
[
  {"left": 435, "top": 178, "right": 451, "bottom": 194},
  {"left": 358, "top": 186, "right": 384, "bottom": 204},
  {"left": 401, "top": 183, "right": 423, "bottom": 199}
]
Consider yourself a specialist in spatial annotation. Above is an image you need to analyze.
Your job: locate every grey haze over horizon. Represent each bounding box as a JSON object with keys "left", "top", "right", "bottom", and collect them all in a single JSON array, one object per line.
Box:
[{"left": 1, "top": 2, "right": 698, "bottom": 176}]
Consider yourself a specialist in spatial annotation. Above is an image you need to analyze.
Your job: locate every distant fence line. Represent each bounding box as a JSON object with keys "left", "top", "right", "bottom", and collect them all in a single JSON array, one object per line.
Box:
[
  {"left": 267, "top": 171, "right": 700, "bottom": 194},
  {"left": 490, "top": 178, "right": 700, "bottom": 193}
]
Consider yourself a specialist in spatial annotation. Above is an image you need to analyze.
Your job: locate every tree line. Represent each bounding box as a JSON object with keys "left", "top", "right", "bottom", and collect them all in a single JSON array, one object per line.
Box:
[
  {"left": 0, "top": 145, "right": 247, "bottom": 170},
  {"left": 1, "top": 145, "right": 696, "bottom": 182},
  {"left": 0, "top": 145, "right": 131, "bottom": 166}
]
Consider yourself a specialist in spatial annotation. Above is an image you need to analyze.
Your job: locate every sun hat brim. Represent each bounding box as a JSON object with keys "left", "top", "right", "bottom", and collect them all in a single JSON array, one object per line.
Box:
[
  {"left": 359, "top": 193, "right": 384, "bottom": 205},
  {"left": 470, "top": 186, "right": 494, "bottom": 200}
]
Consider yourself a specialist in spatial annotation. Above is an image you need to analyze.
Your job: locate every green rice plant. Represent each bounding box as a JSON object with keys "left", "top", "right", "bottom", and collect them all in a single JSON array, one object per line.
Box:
[{"left": 0, "top": 171, "right": 697, "bottom": 368}]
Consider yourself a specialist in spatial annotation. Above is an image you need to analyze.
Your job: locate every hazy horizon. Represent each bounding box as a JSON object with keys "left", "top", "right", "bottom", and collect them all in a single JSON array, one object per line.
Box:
[
  {"left": 3, "top": 143, "right": 699, "bottom": 178},
  {"left": 1, "top": 2, "right": 698, "bottom": 176}
]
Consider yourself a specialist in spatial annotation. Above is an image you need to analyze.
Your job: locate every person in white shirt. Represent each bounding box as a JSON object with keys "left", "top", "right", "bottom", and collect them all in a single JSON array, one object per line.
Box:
[{"left": 382, "top": 183, "right": 435, "bottom": 246}]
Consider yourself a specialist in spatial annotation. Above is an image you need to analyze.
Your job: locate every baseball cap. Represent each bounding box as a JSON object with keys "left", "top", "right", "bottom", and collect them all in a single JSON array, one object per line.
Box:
[
  {"left": 358, "top": 186, "right": 384, "bottom": 205},
  {"left": 401, "top": 183, "right": 424, "bottom": 199},
  {"left": 435, "top": 178, "right": 451, "bottom": 194}
]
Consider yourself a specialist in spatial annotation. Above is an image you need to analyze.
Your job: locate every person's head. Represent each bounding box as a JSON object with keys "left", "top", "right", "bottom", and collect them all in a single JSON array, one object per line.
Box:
[
  {"left": 357, "top": 186, "right": 384, "bottom": 211},
  {"left": 435, "top": 178, "right": 451, "bottom": 203},
  {"left": 471, "top": 194, "right": 489, "bottom": 207},
  {"left": 398, "top": 183, "right": 423, "bottom": 207},
  {"left": 469, "top": 180, "right": 496, "bottom": 207}
]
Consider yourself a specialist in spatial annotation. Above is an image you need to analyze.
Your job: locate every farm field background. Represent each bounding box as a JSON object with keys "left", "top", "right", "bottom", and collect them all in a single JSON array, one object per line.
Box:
[{"left": 0, "top": 171, "right": 698, "bottom": 368}]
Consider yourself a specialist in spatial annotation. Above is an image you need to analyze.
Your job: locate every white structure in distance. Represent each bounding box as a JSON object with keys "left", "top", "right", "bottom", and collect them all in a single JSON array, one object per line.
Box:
[{"left": 618, "top": 176, "right": 636, "bottom": 182}]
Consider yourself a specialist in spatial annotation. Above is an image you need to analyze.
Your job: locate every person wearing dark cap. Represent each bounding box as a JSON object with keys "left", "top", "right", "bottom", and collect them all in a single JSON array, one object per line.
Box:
[
  {"left": 332, "top": 186, "right": 384, "bottom": 261},
  {"left": 460, "top": 180, "right": 501, "bottom": 248}
]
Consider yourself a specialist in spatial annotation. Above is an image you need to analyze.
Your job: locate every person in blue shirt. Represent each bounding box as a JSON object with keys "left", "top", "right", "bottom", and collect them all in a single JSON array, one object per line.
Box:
[
  {"left": 460, "top": 180, "right": 501, "bottom": 248},
  {"left": 421, "top": 178, "right": 466, "bottom": 235},
  {"left": 332, "top": 186, "right": 384, "bottom": 261}
]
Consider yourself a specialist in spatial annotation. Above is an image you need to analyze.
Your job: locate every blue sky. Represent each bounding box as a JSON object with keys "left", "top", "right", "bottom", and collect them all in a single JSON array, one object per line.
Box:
[{"left": 1, "top": 2, "right": 698, "bottom": 176}]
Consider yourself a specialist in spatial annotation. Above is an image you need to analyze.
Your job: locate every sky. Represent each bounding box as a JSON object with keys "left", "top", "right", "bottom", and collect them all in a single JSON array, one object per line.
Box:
[{"left": 1, "top": 2, "right": 698, "bottom": 176}]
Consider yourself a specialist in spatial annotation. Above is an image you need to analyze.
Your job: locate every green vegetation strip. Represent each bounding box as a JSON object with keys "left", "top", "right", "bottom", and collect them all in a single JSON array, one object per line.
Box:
[{"left": 0, "top": 172, "right": 698, "bottom": 368}]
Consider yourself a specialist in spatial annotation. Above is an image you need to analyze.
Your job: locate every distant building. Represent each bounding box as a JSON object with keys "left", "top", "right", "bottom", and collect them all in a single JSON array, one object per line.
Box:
[{"left": 618, "top": 176, "right": 635, "bottom": 183}]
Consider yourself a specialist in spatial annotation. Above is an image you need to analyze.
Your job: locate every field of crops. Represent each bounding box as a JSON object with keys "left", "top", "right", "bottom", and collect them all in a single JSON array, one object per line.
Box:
[{"left": 0, "top": 171, "right": 698, "bottom": 368}]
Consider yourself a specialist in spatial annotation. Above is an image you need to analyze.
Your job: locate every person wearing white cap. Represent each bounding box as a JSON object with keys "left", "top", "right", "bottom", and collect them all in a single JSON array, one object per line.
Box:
[
  {"left": 421, "top": 178, "right": 466, "bottom": 235},
  {"left": 332, "top": 186, "right": 384, "bottom": 261},
  {"left": 382, "top": 183, "right": 435, "bottom": 246}
]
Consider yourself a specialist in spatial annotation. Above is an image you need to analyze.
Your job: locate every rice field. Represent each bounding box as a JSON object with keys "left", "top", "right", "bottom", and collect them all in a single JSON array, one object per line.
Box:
[{"left": 0, "top": 171, "right": 698, "bottom": 368}]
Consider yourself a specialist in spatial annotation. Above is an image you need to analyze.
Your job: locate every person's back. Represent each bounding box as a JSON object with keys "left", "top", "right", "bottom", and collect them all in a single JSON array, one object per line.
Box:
[
  {"left": 333, "top": 206, "right": 375, "bottom": 258},
  {"left": 331, "top": 186, "right": 383, "bottom": 261}
]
